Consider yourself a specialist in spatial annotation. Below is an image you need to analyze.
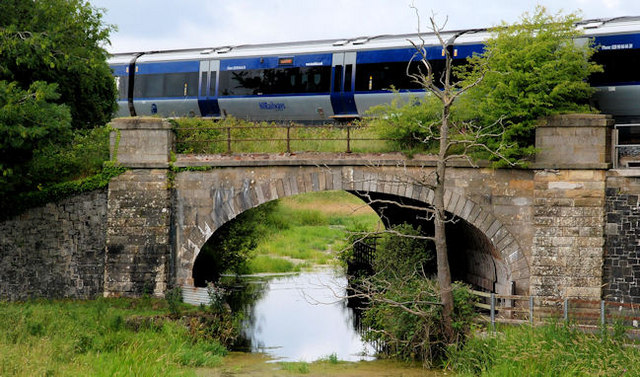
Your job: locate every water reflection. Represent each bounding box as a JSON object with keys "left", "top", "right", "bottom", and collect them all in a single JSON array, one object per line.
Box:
[{"left": 223, "top": 269, "right": 375, "bottom": 362}]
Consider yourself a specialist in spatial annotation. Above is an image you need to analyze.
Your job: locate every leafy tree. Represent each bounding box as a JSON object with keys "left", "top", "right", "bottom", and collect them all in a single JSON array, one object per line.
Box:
[
  {"left": 0, "top": 0, "right": 117, "bottom": 130},
  {"left": 458, "top": 6, "right": 601, "bottom": 163},
  {"left": 0, "top": 0, "right": 117, "bottom": 209},
  {"left": 0, "top": 81, "right": 71, "bottom": 195}
]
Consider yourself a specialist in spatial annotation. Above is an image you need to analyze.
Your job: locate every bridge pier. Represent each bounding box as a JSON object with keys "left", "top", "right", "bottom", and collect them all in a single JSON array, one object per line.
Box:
[
  {"left": 530, "top": 114, "right": 612, "bottom": 300},
  {"left": 105, "top": 118, "right": 173, "bottom": 297}
]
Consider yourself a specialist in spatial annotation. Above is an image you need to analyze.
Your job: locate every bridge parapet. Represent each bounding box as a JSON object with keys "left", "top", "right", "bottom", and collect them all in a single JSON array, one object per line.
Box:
[{"left": 110, "top": 117, "right": 174, "bottom": 168}]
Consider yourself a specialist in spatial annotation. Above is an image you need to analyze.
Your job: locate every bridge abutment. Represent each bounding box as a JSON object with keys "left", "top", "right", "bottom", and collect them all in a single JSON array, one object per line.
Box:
[{"left": 531, "top": 114, "right": 612, "bottom": 300}]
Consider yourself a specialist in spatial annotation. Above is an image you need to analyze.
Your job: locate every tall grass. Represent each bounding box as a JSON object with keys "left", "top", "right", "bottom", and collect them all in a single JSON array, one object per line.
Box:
[
  {"left": 449, "top": 322, "right": 640, "bottom": 376},
  {"left": 0, "top": 298, "right": 226, "bottom": 376},
  {"left": 172, "top": 117, "right": 392, "bottom": 154},
  {"left": 240, "top": 191, "right": 382, "bottom": 274}
]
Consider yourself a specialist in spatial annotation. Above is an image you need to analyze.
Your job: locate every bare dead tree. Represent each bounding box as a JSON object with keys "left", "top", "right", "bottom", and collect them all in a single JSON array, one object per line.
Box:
[{"left": 337, "top": 6, "right": 518, "bottom": 347}]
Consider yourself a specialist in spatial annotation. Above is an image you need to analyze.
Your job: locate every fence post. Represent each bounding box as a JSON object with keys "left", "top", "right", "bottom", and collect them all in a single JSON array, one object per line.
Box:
[
  {"left": 490, "top": 293, "right": 496, "bottom": 331},
  {"left": 346, "top": 126, "right": 352, "bottom": 154},
  {"left": 601, "top": 300, "right": 606, "bottom": 326},
  {"left": 529, "top": 296, "right": 534, "bottom": 325},
  {"left": 564, "top": 298, "right": 569, "bottom": 323},
  {"left": 226, "top": 127, "right": 232, "bottom": 154},
  {"left": 286, "top": 125, "right": 291, "bottom": 154}
]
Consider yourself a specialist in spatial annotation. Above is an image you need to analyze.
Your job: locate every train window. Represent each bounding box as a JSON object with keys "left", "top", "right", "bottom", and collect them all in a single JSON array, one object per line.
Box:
[
  {"left": 134, "top": 74, "right": 163, "bottom": 98},
  {"left": 590, "top": 48, "right": 640, "bottom": 86},
  {"left": 355, "top": 60, "right": 443, "bottom": 91},
  {"left": 164, "top": 72, "right": 198, "bottom": 97},
  {"left": 200, "top": 72, "right": 208, "bottom": 97},
  {"left": 219, "top": 66, "right": 330, "bottom": 96},
  {"left": 116, "top": 76, "right": 128, "bottom": 100},
  {"left": 133, "top": 72, "right": 198, "bottom": 98},
  {"left": 209, "top": 71, "right": 217, "bottom": 96},
  {"left": 344, "top": 65, "right": 353, "bottom": 92},
  {"left": 333, "top": 65, "right": 343, "bottom": 92}
]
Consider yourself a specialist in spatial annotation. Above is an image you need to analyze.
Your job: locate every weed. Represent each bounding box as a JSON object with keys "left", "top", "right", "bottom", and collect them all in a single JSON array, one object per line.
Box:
[
  {"left": 279, "top": 361, "right": 310, "bottom": 374},
  {"left": 165, "top": 286, "right": 183, "bottom": 317}
]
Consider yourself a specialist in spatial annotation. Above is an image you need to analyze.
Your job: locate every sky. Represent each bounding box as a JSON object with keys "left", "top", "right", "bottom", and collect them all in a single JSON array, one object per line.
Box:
[{"left": 88, "top": 0, "right": 640, "bottom": 53}]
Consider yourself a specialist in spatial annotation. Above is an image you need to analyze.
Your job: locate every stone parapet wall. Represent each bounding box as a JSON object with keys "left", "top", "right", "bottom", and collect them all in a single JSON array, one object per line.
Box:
[
  {"left": 0, "top": 190, "right": 107, "bottom": 300},
  {"left": 110, "top": 117, "right": 174, "bottom": 168},
  {"left": 604, "top": 173, "right": 640, "bottom": 303},
  {"left": 535, "top": 114, "right": 613, "bottom": 169}
]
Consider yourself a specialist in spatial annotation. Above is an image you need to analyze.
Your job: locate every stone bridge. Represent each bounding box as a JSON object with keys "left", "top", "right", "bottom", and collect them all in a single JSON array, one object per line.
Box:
[{"left": 2, "top": 115, "right": 640, "bottom": 304}]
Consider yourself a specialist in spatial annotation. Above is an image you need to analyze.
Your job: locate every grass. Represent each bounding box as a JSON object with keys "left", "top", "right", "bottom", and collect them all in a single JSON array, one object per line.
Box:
[
  {"left": 242, "top": 191, "right": 382, "bottom": 274},
  {"left": 0, "top": 298, "right": 227, "bottom": 376},
  {"left": 279, "top": 361, "right": 311, "bottom": 374},
  {"left": 172, "top": 117, "right": 393, "bottom": 154},
  {"left": 449, "top": 322, "right": 640, "bottom": 376}
]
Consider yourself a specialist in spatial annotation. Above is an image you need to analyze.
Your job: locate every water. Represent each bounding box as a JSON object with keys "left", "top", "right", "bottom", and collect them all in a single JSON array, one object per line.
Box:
[{"left": 225, "top": 268, "right": 376, "bottom": 362}]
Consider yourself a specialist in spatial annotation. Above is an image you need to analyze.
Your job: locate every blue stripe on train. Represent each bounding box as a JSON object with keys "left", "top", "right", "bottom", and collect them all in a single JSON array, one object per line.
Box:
[
  {"left": 356, "top": 44, "right": 484, "bottom": 64},
  {"left": 136, "top": 61, "right": 200, "bottom": 74},
  {"left": 221, "top": 53, "right": 333, "bottom": 71},
  {"left": 593, "top": 33, "right": 640, "bottom": 50}
]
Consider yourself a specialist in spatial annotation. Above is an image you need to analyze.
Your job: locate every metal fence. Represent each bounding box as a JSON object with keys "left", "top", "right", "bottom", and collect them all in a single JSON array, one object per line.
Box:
[
  {"left": 471, "top": 290, "right": 640, "bottom": 336},
  {"left": 174, "top": 124, "right": 396, "bottom": 154}
]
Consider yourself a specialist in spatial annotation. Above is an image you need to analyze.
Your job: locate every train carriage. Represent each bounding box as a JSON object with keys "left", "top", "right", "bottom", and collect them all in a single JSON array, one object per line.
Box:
[{"left": 109, "top": 16, "right": 640, "bottom": 124}]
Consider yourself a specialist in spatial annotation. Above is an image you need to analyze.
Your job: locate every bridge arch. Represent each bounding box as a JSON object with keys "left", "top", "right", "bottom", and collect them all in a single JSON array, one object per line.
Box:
[{"left": 174, "top": 166, "right": 530, "bottom": 295}]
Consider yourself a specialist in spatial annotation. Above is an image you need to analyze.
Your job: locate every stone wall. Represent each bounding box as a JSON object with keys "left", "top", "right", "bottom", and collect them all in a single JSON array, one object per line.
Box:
[
  {"left": 104, "top": 169, "right": 171, "bottom": 297},
  {"left": 0, "top": 190, "right": 107, "bottom": 300},
  {"left": 604, "top": 173, "right": 640, "bottom": 303},
  {"left": 531, "top": 170, "right": 606, "bottom": 299}
]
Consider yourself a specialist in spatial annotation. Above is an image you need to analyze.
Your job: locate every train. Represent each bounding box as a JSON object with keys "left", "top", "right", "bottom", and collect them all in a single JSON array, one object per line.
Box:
[{"left": 108, "top": 16, "right": 640, "bottom": 124}]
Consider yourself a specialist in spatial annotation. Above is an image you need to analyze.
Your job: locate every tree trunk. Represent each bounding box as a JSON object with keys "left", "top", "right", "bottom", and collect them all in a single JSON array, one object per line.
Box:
[{"left": 435, "top": 101, "right": 455, "bottom": 341}]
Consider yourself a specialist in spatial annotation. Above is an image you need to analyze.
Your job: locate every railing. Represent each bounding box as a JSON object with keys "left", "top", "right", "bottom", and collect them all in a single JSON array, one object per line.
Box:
[
  {"left": 174, "top": 124, "right": 399, "bottom": 154},
  {"left": 612, "top": 124, "right": 640, "bottom": 168},
  {"left": 346, "top": 237, "right": 378, "bottom": 276},
  {"left": 471, "top": 290, "right": 640, "bottom": 336}
]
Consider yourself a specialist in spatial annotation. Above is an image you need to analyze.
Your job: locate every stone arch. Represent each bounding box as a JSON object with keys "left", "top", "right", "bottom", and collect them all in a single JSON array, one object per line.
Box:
[{"left": 175, "top": 167, "right": 529, "bottom": 293}]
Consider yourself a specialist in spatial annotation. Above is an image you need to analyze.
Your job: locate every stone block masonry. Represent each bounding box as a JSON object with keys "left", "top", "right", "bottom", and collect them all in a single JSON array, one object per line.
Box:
[
  {"left": 104, "top": 169, "right": 172, "bottom": 297},
  {"left": 604, "top": 173, "right": 640, "bottom": 303},
  {"left": 0, "top": 190, "right": 107, "bottom": 300},
  {"left": 531, "top": 170, "right": 606, "bottom": 299}
]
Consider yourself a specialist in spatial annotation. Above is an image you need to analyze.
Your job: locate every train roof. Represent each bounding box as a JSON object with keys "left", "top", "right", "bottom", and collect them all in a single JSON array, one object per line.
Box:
[{"left": 108, "top": 16, "right": 640, "bottom": 65}]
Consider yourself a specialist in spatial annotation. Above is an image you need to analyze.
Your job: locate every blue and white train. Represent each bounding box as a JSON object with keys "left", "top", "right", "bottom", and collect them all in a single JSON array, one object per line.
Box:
[{"left": 108, "top": 16, "right": 640, "bottom": 123}]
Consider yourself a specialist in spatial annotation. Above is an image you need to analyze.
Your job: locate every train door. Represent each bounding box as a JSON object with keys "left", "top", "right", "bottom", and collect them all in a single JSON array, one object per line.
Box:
[
  {"left": 197, "top": 60, "right": 221, "bottom": 117},
  {"left": 330, "top": 52, "right": 358, "bottom": 118}
]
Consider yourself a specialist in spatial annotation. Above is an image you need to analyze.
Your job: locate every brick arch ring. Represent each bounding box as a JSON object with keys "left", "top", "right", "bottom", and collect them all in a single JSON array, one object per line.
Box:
[{"left": 176, "top": 167, "right": 530, "bottom": 290}]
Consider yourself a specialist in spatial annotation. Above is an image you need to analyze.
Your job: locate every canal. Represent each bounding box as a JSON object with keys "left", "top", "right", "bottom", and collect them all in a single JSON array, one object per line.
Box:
[{"left": 190, "top": 268, "right": 449, "bottom": 376}]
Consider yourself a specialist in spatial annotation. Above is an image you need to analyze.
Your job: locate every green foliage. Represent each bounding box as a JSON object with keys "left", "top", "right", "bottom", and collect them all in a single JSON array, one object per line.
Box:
[
  {"left": 245, "top": 255, "right": 302, "bottom": 274},
  {"left": 195, "top": 200, "right": 281, "bottom": 283},
  {"left": 279, "top": 361, "right": 311, "bottom": 374},
  {"left": 0, "top": 0, "right": 117, "bottom": 130},
  {"left": 0, "top": 81, "right": 72, "bottom": 195},
  {"left": 458, "top": 7, "right": 601, "bottom": 163},
  {"left": 0, "top": 298, "right": 229, "bottom": 376},
  {"left": 362, "top": 279, "right": 476, "bottom": 365},
  {"left": 165, "top": 286, "right": 183, "bottom": 318},
  {"left": 367, "top": 95, "right": 442, "bottom": 154},
  {"left": 351, "top": 224, "right": 476, "bottom": 365},
  {"left": 449, "top": 322, "right": 640, "bottom": 376},
  {"left": 373, "top": 224, "right": 436, "bottom": 278},
  {"left": 0, "top": 161, "right": 125, "bottom": 220}
]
